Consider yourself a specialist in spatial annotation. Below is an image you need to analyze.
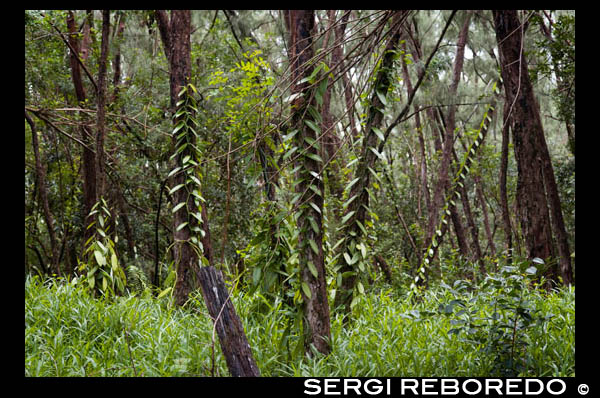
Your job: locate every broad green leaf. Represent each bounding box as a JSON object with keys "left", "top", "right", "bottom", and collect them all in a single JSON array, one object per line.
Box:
[
  {"left": 305, "top": 152, "right": 323, "bottom": 163},
  {"left": 376, "top": 90, "right": 388, "bottom": 107},
  {"left": 169, "top": 184, "right": 185, "bottom": 195},
  {"left": 343, "top": 252, "right": 353, "bottom": 265},
  {"left": 307, "top": 261, "right": 318, "bottom": 278},
  {"left": 94, "top": 250, "right": 106, "bottom": 266},
  {"left": 346, "top": 177, "right": 360, "bottom": 191},
  {"left": 308, "top": 201, "right": 322, "bottom": 214},
  {"left": 341, "top": 210, "right": 356, "bottom": 225},
  {"left": 309, "top": 238, "right": 319, "bottom": 255},
  {"left": 172, "top": 202, "right": 186, "bottom": 213},
  {"left": 253, "top": 266, "right": 262, "bottom": 285},
  {"left": 176, "top": 221, "right": 188, "bottom": 232},
  {"left": 308, "top": 184, "right": 322, "bottom": 197},
  {"left": 168, "top": 167, "right": 181, "bottom": 178},
  {"left": 357, "top": 281, "right": 365, "bottom": 294},
  {"left": 342, "top": 194, "right": 358, "bottom": 209},
  {"left": 111, "top": 252, "right": 118, "bottom": 271},
  {"left": 372, "top": 127, "right": 385, "bottom": 142},
  {"left": 308, "top": 216, "right": 319, "bottom": 234},
  {"left": 172, "top": 121, "right": 185, "bottom": 135},
  {"left": 301, "top": 282, "right": 312, "bottom": 299},
  {"left": 304, "top": 119, "right": 320, "bottom": 134}
]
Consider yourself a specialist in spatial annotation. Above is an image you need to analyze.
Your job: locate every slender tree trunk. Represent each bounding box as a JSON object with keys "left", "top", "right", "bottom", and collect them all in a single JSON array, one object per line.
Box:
[
  {"left": 95, "top": 10, "right": 110, "bottom": 202},
  {"left": 111, "top": 12, "right": 126, "bottom": 103},
  {"left": 493, "top": 10, "right": 572, "bottom": 285},
  {"left": 427, "top": 12, "right": 471, "bottom": 261},
  {"left": 335, "top": 11, "right": 405, "bottom": 315},
  {"left": 25, "top": 111, "right": 60, "bottom": 276},
  {"left": 156, "top": 10, "right": 259, "bottom": 376},
  {"left": 284, "top": 9, "right": 331, "bottom": 356},
  {"left": 499, "top": 98, "right": 513, "bottom": 263},
  {"left": 474, "top": 174, "right": 496, "bottom": 257}
]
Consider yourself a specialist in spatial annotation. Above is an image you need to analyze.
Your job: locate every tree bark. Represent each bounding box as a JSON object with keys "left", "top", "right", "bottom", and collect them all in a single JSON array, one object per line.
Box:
[
  {"left": 156, "top": 10, "right": 258, "bottom": 376},
  {"left": 493, "top": 10, "right": 572, "bottom": 285},
  {"left": 67, "top": 11, "right": 97, "bottom": 248},
  {"left": 197, "top": 266, "right": 260, "bottom": 376},
  {"left": 499, "top": 98, "right": 513, "bottom": 262},
  {"left": 427, "top": 11, "right": 472, "bottom": 262},
  {"left": 285, "top": 9, "right": 331, "bottom": 356},
  {"left": 95, "top": 10, "right": 110, "bottom": 201}
]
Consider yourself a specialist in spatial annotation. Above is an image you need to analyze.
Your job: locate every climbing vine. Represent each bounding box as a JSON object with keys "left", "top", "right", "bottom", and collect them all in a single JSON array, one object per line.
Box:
[{"left": 411, "top": 79, "right": 502, "bottom": 297}]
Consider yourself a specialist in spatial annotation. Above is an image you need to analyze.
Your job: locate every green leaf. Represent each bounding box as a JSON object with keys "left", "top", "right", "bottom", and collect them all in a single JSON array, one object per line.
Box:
[
  {"left": 172, "top": 121, "right": 185, "bottom": 135},
  {"left": 372, "top": 127, "right": 385, "bottom": 142},
  {"left": 342, "top": 194, "right": 358, "bottom": 209},
  {"left": 308, "top": 201, "right": 322, "bottom": 214},
  {"left": 357, "top": 281, "right": 365, "bottom": 294},
  {"left": 304, "top": 119, "right": 321, "bottom": 134},
  {"left": 111, "top": 252, "right": 118, "bottom": 271},
  {"left": 283, "top": 146, "right": 298, "bottom": 160},
  {"left": 525, "top": 266, "right": 537, "bottom": 275},
  {"left": 307, "top": 261, "right": 318, "bottom": 278},
  {"left": 157, "top": 287, "right": 172, "bottom": 299},
  {"left": 253, "top": 266, "right": 262, "bottom": 285},
  {"left": 176, "top": 221, "right": 188, "bottom": 232},
  {"left": 94, "top": 250, "right": 106, "bottom": 266},
  {"left": 341, "top": 210, "right": 356, "bottom": 225},
  {"left": 369, "top": 146, "right": 384, "bottom": 160},
  {"left": 308, "top": 184, "right": 322, "bottom": 197},
  {"left": 301, "top": 282, "right": 312, "bottom": 299},
  {"left": 172, "top": 202, "right": 186, "bottom": 213},
  {"left": 376, "top": 89, "right": 388, "bottom": 107},
  {"left": 305, "top": 152, "right": 323, "bottom": 163},
  {"left": 168, "top": 167, "right": 181, "bottom": 178},
  {"left": 308, "top": 216, "right": 319, "bottom": 234},
  {"left": 169, "top": 184, "right": 185, "bottom": 195},
  {"left": 346, "top": 177, "right": 360, "bottom": 191},
  {"left": 308, "top": 238, "right": 319, "bottom": 255}
]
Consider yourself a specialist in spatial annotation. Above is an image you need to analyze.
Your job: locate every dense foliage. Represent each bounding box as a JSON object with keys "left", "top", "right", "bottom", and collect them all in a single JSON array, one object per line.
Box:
[{"left": 25, "top": 10, "right": 574, "bottom": 377}]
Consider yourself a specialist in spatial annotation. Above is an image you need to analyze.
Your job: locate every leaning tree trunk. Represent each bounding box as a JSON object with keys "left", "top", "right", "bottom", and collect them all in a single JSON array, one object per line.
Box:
[{"left": 493, "top": 10, "right": 573, "bottom": 285}]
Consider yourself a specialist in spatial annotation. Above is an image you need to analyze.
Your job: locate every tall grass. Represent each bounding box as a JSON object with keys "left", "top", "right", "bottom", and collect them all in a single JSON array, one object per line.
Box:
[{"left": 25, "top": 274, "right": 574, "bottom": 377}]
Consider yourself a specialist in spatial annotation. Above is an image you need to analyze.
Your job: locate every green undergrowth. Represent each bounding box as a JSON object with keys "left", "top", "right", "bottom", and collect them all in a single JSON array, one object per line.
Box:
[{"left": 25, "top": 271, "right": 574, "bottom": 377}]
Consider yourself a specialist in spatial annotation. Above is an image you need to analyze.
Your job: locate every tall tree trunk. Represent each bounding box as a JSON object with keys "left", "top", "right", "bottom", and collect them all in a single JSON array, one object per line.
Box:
[
  {"left": 334, "top": 11, "right": 405, "bottom": 316},
  {"left": 493, "top": 10, "right": 572, "bottom": 285},
  {"left": 111, "top": 11, "right": 126, "bottom": 103},
  {"left": 67, "top": 11, "right": 96, "bottom": 249},
  {"left": 284, "top": 9, "right": 331, "bottom": 356},
  {"left": 474, "top": 173, "right": 496, "bottom": 257},
  {"left": 95, "top": 10, "right": 110, "bottom": 202},
  {"left": 156, "top": 10, "right": 259, "bottom": 376}
]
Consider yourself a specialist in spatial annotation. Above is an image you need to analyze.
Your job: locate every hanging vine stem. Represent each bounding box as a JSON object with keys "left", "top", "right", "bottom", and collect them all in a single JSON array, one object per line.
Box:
[{"left": 410, "top": 78, "right": 503, "bottom": 298}]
